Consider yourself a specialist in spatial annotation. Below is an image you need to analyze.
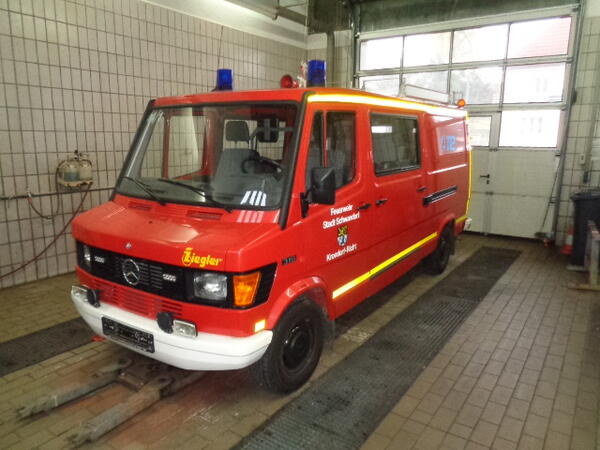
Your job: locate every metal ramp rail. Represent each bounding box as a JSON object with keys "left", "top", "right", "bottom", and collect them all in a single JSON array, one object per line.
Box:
[{"left": 16, "top": 356, "right": 204, "bottom": 447}]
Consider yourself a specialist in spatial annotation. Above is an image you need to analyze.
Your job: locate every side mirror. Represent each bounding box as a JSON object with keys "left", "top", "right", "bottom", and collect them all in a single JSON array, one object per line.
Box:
[
  {"left": 310, "top": 167, "right": 336, "bottom": 205},
  {"left": 301, "top": 167, "right": 336, "bottom": 218}
]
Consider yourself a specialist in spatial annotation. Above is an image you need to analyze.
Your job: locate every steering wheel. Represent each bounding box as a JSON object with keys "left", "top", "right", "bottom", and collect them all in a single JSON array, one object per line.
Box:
[{"left": 242, "top": 155, "right": 283, "bottom": 180}]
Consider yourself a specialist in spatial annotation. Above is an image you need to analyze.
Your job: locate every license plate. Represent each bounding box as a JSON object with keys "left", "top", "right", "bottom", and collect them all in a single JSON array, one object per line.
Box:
[{"left": 102, "top": 317, "right": 155, "bottom": 353}]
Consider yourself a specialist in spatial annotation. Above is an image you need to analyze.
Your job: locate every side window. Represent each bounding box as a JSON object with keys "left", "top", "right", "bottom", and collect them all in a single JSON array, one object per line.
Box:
[
  {"left": 305, "top": 112, "right": 323, "bottom": 190},
  {"left": 326, "top": 112, "right": 355, "bottom": 189},
  {"left": 371, "top": 114, "right": 420, "bottom": 175}
]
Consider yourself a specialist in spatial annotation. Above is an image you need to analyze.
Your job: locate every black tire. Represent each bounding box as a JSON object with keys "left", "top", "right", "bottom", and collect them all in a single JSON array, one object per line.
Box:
[
  {"left": 425, "top": 225, "right": 454, "bottom": 275},
  {"left": 252, "top": 299, "right": 324, "bottom": 394}
]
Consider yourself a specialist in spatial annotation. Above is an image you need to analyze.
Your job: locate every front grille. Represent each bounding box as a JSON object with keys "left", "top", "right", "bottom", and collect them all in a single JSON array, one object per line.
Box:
[
  {"left": 79, "top": 244, "right": 186, "bottom": 301},
  {"left": 94, "top": 278, "right": 183, "bottom": 319}
]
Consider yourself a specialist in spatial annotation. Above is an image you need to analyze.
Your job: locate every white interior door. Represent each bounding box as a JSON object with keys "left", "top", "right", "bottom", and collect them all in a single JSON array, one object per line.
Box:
[
  {"left": 488, "top": 149, "right": 558, "bottom": 238},
  {"left": 468, "top": 110, "right": 560, "bottom": 238},
  {"left": 467, "top": 114, "right": 497, "bottom": 234},
  {"left": 469, "top": 148, "right": 491, "bottom": 233}
]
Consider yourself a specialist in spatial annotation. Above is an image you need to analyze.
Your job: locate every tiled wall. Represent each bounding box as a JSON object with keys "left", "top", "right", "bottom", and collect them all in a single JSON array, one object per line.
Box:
[
  {"left": 0, "top": 0, "right": 306, "bottom": 288},
  {"left": 2, "top": 0, "right": 595, "bottom": 288},
  {"left": 555, "top": 13, "right": 600, "bottom": 246}
]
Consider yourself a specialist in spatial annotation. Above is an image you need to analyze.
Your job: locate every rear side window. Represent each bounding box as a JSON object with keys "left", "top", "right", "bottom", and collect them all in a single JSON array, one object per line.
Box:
[{"left": 371, "top": 114, "right": 420, "bottom": 175}]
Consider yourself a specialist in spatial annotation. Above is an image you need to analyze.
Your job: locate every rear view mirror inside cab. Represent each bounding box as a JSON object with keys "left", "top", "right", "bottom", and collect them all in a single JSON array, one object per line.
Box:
[{"left": 256, "top": 118, "right": 279, "bottom": 143}]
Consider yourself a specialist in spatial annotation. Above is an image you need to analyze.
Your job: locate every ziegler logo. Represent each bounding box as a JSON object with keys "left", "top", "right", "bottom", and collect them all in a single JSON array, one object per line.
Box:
[{"left": 181, "top": 248, "right": 223, "bottom": 268}]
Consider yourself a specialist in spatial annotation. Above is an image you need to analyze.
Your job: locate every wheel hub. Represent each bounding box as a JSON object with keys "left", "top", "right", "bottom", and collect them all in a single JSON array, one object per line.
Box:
[{"left": 282, "top": 321, "right": 312, "bottom": 370}]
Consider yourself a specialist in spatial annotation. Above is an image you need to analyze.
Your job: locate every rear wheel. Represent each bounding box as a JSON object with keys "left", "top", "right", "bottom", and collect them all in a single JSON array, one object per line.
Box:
[
  {"left": 426, "top": 225, "right": 454, "bottom": 275},
  {"left": 252, "top": 299, "right": 324, "bottom": 394}
]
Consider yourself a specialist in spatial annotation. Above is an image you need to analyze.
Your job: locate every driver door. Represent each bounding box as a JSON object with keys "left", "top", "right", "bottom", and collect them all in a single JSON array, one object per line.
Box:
[{"left": 300, "top": 107, "right": 375, "bottom": 317}]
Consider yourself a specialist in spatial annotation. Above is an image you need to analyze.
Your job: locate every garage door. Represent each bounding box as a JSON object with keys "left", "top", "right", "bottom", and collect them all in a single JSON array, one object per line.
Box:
[{"left": 356, "top": 12, "right": 576, "bottom": 239}]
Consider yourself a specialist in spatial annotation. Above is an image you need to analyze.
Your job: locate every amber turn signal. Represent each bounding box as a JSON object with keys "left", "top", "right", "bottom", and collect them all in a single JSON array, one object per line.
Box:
[{"left": 233, "top": 272, "right": 262, "bottom": 307}]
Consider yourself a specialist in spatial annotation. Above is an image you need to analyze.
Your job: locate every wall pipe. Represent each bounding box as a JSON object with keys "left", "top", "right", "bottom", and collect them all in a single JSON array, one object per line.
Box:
[
  {"left": 551, "top": 1, "right": 585, "bottom": 241},
  {"left": 326, "top": 31, "right": 335, "bottom": 86}
]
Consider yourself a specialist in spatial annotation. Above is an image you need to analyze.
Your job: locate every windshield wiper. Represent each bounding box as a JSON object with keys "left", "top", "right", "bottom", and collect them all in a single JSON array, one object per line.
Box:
[
  {"left": 122, "top": 176, "right": 166, "bottom": 206},
  {"left": 156, "top": 178, "right": 232, "bottom": 213}
]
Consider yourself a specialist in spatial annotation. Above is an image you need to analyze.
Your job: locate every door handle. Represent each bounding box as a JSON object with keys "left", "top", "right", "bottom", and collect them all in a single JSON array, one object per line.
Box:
[
  {"left": 375, "top": 198, "right": 388, "bottom": 206},
  {"left": 479, "top": 174, "right": 490, "bottom": 179},
  {"left": 417, "top": 186, "right": 427, "bottom": 193},
  {"left": 358, "top": 202, "right": 371, "bottom": 210}
]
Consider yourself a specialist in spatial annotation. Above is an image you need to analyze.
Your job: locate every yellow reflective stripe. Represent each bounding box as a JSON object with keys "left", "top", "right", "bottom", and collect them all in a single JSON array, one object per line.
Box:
[
  {"left": 307, "top": 94, "right": 467, "bottom": 118},
  {"left": 332, "top": 232, "right": 439, "bottom": 300},
  {"left": 332, "top": 271, "right": 372, "bottom": 300},
  {"left": 457, "top": 215, "right": 468, "bottom": 224},
  {"left": 465, "top": 149, "right": 472, "bottom": 218}
]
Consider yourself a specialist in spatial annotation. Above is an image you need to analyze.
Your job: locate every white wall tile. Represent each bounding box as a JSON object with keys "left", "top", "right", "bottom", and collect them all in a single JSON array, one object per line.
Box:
[{"left": 0, "top": 0, "right": 306, "bottom": 287}]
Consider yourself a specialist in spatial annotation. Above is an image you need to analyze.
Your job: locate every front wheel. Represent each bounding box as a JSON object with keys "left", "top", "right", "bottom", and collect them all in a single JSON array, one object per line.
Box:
[
  {"left": 425, "top": 225, "right": 454, "bottom": 275},
  {"left": 252, "top": 299, "right": 324, "bottom": 394}
]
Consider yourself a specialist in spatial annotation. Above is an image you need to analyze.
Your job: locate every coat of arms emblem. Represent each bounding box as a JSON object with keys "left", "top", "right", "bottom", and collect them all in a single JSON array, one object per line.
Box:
[{"left": 337, "top": 225, "right": 348, "bottom": 247}]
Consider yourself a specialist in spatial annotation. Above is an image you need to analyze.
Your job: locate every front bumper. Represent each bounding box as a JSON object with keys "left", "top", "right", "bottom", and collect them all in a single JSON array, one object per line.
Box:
[{"left": 72, "top": 286, "right": 272, "bottom": 371}]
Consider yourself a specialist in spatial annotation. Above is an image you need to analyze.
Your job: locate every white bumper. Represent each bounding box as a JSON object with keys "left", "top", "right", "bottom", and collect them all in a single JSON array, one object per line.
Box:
[{"left": 72, "top": 290, "right": 272, "bottom": 371}]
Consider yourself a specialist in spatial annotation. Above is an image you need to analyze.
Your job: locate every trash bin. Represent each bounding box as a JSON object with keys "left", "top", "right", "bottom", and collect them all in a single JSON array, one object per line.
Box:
[{"left": 570, "top": 190, "right": 600, "bottom": 266}]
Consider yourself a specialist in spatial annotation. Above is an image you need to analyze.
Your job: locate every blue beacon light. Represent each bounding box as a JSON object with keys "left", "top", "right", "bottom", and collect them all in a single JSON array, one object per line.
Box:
[
  {"left": 307, "top": 60, "right": 326, "bottom": 87},
  {"left": 216, "top": 69, "right": 233, "bottom": 90}
]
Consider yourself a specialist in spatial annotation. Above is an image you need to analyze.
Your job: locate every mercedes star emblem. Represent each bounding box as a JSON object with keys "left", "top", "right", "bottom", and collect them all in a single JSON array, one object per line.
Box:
[
  {"left": 125, "top": 242, "right": 132, "bottom": 249},
  {"left": 122, "top": 259, "right": 141, "bottom": 286}
]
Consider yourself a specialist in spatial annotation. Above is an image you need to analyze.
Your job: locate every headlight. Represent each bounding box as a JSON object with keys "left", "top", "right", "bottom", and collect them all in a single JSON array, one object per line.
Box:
[
  {"left": 83, "top": 245, "right": 92, "bottom": 268},
  {"left": 173, "top": 319, "right": 197, "bottom": 337},
  {"left": 193, "top": 272, "right": 227, "bottom": 301}
]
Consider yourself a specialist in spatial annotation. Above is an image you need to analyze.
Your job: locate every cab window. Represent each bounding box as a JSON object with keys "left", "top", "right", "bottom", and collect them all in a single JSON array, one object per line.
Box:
[
  {"left": 327, "top": 112, "right": 355, "bottom": 188},
  {"left": 371, "top": 114, "right": 420, "bottom": 175},
  {"left": 306, "top": 112, "right": 324, "bottom": 190},
  {"left": 306, "top": 111, "right": 356, "bottom": 190}
]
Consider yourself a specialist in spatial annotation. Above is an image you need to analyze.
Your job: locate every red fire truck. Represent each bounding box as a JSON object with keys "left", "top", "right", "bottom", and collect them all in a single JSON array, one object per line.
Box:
[{"left": 71, "top": 83, "right": 470, "bottom": 393}]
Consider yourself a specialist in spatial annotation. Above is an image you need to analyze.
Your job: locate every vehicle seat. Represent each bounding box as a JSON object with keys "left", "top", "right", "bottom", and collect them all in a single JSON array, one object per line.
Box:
[
  {"left": 305, "top": 142, "right": 323, "bottom": 190},
  {"left": 225, "top": 120, "right": 250, "bottom": 144},
  {"left": 330, "top": 149, "right": 346, "bottom": 188},
  {"left": 372, "top": 133, "right": 396, "bottom": 171},
  {"left": 212, "top": 147, "right": 260, "bottom": 201}
]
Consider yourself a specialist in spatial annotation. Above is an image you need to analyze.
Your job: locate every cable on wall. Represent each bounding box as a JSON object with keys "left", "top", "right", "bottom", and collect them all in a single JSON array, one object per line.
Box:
[
  {"left": 0, "top": 183, "right": 92, "bottom": 281},
  {"left": 26, "top": 168, "right": 62, "bottom": 220}
]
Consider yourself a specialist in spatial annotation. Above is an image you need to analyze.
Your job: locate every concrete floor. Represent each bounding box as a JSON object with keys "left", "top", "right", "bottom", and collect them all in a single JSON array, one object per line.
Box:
[{"left": 0, "top": 234, "right": 598, "bottom": 449}]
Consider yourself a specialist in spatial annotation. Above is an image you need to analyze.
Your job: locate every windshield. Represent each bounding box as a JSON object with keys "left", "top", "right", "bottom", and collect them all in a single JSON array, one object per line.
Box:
[{"left": 116, "top": 103, "right": 299, "bottom": 210}]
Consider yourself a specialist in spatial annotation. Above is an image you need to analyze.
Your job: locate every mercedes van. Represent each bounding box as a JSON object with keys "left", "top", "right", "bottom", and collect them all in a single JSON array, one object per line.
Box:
[{"left": 71, "top": 85, "right": 470, "bottom": 393}]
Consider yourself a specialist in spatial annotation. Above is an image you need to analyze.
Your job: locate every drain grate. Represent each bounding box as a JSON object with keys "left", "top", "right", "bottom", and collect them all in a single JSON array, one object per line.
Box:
[
  {"left": 236, "top": 246, "right": 521, "bottom": 450},
  {"left": 0, "top": 318, "right": 93, "bottom": 377}
]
